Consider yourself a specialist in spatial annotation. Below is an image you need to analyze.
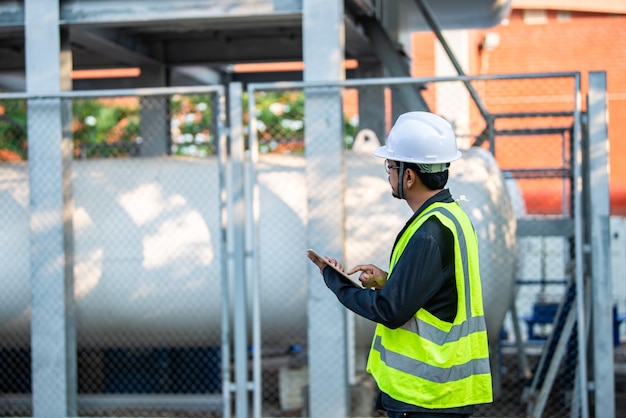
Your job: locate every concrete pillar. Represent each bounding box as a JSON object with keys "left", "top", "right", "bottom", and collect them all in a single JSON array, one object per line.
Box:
[
  {"left": 356, "top": 59, "right": 386, "bottom": 144},
  {"left": 303, "top": 1, "right": 349, "bottom": 417},
  {"left": 138, "top": 65, "right": 170, "bottom": 156},
  {"left": 25, "top": 0, "right": 77, "bottom": 415}
]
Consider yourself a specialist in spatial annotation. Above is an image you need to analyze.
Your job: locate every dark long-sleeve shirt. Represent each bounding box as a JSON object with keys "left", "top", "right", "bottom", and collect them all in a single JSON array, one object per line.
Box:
[
  {"left": 322, "top": 189, "right": 474, "bottom": 415},
  {"left": 323, "top": 189, "right": 456, "bottom": 325}
]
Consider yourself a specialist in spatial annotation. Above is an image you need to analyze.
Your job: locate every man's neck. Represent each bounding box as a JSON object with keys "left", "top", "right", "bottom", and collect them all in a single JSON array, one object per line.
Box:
[{"left": 406, "top": 188, "right": 442, "bottom": 212}]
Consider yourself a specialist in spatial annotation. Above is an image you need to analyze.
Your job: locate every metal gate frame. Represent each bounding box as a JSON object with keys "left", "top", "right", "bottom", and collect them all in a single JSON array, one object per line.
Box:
[
  {"left": 0, "top": 85, "right": 231, "bottom": 417},
  {"left": 243, "top": 72, "right": 612, "bottom": 418}
]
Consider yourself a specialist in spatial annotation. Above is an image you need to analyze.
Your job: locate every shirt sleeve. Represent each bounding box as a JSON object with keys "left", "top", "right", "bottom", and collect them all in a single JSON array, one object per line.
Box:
[{"left": 323, "top": 217, "right": 453, "bottom": 329}]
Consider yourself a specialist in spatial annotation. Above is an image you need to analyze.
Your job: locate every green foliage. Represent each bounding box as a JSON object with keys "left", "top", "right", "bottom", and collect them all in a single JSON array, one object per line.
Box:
[
  {"left": 72, "top": 98, "right": 140, "bottom": 158},
  {"left": 170, "top": 94, "right": 215, "bottom": 157},
  {"left": 249, "top": 90, "right": 358, "bottom": 154},
  {"left": 0, "top": 91, "right": 357, "bottom": 160},
  {"left": 252, "top": 90, "right": 305, "bottom": 154},
  {"left": 0, "top": 100, "right": 28, "bottom": 160},
  {"left": 344, "top": 114, "right": 358, "bottom": 149}
]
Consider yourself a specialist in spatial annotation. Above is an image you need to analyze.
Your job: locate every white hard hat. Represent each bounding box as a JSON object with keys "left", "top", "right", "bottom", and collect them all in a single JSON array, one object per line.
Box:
[{"left": 373, "top": 111, "right": 462, "bottom": 164}]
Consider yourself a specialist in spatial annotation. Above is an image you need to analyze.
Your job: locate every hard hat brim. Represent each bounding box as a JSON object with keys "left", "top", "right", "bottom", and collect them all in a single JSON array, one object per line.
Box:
[{"left": 373, "top": 145, "right": 462, "bottom": 164}]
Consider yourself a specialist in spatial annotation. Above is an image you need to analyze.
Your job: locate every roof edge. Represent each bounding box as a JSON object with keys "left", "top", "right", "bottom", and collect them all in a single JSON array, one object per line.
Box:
[{"left": 512, "top": 0, "right": 626, "bottom": 14}]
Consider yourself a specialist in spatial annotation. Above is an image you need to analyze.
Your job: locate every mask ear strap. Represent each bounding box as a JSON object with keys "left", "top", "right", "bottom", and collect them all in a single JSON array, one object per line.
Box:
[{"left": 397, "top": 161, "right": 405, "bottom": 200}]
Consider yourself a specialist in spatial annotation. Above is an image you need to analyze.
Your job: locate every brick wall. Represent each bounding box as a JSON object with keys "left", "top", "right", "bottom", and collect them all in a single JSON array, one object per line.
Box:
[{"left": 411, "top": 10, "right": 626, "bottom": 215}]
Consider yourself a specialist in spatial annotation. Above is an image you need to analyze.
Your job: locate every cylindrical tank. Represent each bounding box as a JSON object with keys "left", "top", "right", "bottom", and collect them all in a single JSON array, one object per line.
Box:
[
  {"left": 0, "top": 158, "right": 224, "bottom": 348},
  {"left": 0, "top": 147, "right": 516, "bottom": 349}
]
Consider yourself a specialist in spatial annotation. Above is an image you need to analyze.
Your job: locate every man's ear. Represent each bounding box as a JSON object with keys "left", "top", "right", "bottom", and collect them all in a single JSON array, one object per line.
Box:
[{"left": 405, "top": 168, "right": 414, "bottom": 187}]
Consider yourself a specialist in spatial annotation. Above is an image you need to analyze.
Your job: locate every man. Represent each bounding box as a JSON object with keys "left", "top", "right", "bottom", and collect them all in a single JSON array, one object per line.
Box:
[{"left": 308, "top": 111, "right": 493, "bottom": 417}]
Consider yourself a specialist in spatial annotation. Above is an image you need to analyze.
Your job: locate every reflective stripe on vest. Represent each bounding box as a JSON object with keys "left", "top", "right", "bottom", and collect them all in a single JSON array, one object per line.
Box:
[
  {"left": 372, "top": 334, "right": 491, "bottom": 383},
  {"left": 366, "top": 201, "right": 493, "bottom": 408}
]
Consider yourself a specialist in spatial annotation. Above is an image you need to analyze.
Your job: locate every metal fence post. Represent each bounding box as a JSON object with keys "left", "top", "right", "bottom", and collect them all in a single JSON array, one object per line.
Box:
[
  {"left": 303, "top": 0, "right": 349, "bottom": 416},
  {"left": 25, "top": 0, "right": 77, "bottom": 415},
  {"left": 227, "top": 82, "right": 249, "bottom": 418},
  {"left": 587, "top": 71, "right": 615, "bottom": 418}
]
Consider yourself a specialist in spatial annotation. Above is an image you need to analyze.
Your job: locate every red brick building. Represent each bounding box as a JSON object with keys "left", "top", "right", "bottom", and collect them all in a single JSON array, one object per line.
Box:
[{"left": 411, "top": 1, "right": 626, "bottom": 215}]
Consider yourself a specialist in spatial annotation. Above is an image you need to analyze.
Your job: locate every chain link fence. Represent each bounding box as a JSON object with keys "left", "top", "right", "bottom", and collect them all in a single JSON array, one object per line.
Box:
[
  {"left": 0, "top": 88, "right": 227, "bottom": 417},
  {"left": 247, "top": 73, "right": 587, "bottom": 418},
  {"left": 0, "top": 72, "right": 610, "bottom": 418}
]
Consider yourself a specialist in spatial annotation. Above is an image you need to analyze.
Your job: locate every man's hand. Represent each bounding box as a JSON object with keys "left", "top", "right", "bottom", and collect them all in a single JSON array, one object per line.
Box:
[
  {"left": 346, "top": 264, "right": 387, "bottom": 289},
  {"left": 307, "top": 252, "right": 345, "bottom": 276}
]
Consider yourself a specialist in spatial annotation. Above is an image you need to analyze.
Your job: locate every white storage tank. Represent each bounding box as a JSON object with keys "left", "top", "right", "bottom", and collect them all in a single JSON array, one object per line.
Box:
[{"left": 0, "top": 147, "right": 516, "bottom": 351}]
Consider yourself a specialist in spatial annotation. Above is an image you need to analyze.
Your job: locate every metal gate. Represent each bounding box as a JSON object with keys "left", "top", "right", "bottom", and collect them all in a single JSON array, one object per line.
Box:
[
  {"left": 0, "top": 85, "right": 232, "bottom": 417},
  {"left": 244, "top": 72, "right": 611, "bottom": 418}
]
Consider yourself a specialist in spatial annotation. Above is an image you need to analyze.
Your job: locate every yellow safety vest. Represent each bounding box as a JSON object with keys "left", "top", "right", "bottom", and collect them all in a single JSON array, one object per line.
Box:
[{"left": 366, "top": 201, "right": 493, "bottom": 409}]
